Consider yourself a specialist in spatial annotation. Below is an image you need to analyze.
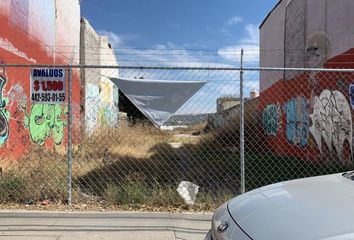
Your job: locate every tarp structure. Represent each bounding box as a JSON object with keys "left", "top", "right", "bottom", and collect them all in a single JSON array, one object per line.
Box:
[{"left": 110, "top": 77, "right": 207, "bottom": 127}]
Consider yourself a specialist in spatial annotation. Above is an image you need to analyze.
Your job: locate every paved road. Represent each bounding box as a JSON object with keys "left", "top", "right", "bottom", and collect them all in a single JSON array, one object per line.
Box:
[{"left": 0, "top": 211, "right": 212, "bottom": 240}]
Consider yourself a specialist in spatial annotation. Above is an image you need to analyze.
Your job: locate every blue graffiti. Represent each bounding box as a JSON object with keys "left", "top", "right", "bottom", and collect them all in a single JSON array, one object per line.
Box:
[{"left": 285, "top": 97, "right": 309, "bottom": 147}]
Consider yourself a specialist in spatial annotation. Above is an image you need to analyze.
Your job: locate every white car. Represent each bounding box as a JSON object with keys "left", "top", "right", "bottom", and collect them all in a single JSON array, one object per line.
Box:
[{"left": 205, "top": 172, "right": 354, "bottom": 240}]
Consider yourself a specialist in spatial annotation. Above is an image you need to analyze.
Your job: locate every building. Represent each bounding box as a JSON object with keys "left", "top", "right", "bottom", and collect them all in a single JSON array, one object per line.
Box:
[
  {"left": 80, "top": 18, "right": 119, "bottom": 135},
  {"left": 0, "top": 0, "right": 81, "bottom": 159},
  {"left": 207, "top": 91, "right": 259, "bottom": 129},
  {"left": 260, "top": 0, "right": 354, "bottom": 91},
  {"left": 217, "top": 97, "right": 241, "bottom": 113},
  {"left": 259, "top": 0, "right": 354, "bottom": 162}
]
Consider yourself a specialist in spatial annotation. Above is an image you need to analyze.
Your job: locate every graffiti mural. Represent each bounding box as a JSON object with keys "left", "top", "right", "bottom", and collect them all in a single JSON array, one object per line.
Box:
[
  {"left": 0, "top": 0, "right": 80, "bottom": 158},
  {"left": 263, "top": 103, "right": 281, "bottom": 135},
  {"left": 22, "top": 104, "right": 68, "bottom": 146},
  {"left": 86, "top": 83, "right": 100, "bottom": 134},
  {"left": 349, "top": 84, "right": 354, "bottom": 110},
  {"left": 309, "top": 89, "right": 352, "bottom": 160},
  {"left": 0, "top": 71, "right": 10, "bottom": 146},
  {"left": 100, "top": 82, "right": 118, "bottom": 127},
  {"left": 99, "top": 106, "right": 116, "bottom": 126},
  {"left": 85, "top": 82, "right": 118, "bottom": 134},
  {"left": 285, "top": 96, "right": 309, "bottom": 147},
  {"left": 8, "top": 83, "right": 27, "bottom": 106}
]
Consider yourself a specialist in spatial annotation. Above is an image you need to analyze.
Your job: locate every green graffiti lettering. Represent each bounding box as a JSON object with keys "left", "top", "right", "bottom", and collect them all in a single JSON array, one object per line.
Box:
[{"left": 23, "top": 104, "right": 67, "bottom": 146}]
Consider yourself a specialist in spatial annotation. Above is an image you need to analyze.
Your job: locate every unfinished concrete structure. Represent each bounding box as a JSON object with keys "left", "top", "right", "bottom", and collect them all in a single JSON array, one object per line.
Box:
[{"left": 80, "top": 18, "right": 119, "bottom": 134}]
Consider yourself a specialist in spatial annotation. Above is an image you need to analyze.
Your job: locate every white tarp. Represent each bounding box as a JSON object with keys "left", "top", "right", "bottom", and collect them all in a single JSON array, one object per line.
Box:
[{"left": 110, "top": 77, "right": 207, "bottom": 126}]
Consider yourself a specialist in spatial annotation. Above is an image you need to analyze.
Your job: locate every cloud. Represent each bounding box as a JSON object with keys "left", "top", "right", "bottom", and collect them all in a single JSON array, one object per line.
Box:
[
  {"left": 118, "top": 42, "right": 234, "bottom": 68},
  {"left": 226, "top": 16, "right": 243, "bottom": 25},
  {"left": 217, "top": 24, "right": 259, "bottom": 64},
  {"left": 217, "top": 82, "right": 238, "bottom": 95},
  {"left": 243, "top": 24, "right": 258, "bottom": 44},
  {"left": 97, "top": 30, "right": 123, "bottom": 48}
]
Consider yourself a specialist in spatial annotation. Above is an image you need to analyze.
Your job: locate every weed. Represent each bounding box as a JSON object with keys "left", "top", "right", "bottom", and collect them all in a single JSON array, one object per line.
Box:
[{"left": 0, "top": 118, "right": 351, "bottom": 211}]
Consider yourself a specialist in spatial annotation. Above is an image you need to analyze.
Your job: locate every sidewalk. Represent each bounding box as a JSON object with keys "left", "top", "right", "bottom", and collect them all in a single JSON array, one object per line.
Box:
[{"left": 0, "top": 211, "right": 212, "bottom": 240}]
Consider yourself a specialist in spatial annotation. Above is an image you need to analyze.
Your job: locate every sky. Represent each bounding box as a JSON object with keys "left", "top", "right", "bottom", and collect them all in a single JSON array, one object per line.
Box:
[
  {"left": 80, "top": 0, "right": 280, "bottom": 115},
  {"left": 81, "top": 0, "right": 279, "bottom": 67}
]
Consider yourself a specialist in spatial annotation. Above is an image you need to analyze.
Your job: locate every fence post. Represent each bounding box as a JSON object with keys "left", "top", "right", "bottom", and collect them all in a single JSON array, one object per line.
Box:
[
  {"left": 67, "top": 66, "right": 73, "bottom": 205},
  {"left": 240, "top": 49, "right": 245, "bottom": 194}
]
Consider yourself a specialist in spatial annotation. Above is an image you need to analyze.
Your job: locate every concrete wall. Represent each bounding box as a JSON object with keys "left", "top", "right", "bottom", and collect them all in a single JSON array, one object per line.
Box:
[
  {"left": 259, "top": 0, "right": 354, "bottom": 163},
  {"left": 80, "top": 18, "right": 119, "bottom": 135},
  {"left": 260, "top": 0, "right": 354, "bottom": 91},
  {"left": 207, "top": 97, "right": 259, "bottom": 130},
  {"left": 217, "top": 97, "right": 240, "bottom": 113},
  {"left": 80, "top": 18, "right": 101, "bottom": 134},
  {"left": 99, "top": 36, "right": 119, "bottom": 128},
  {"left": 259, "top": 0, "right": 286, "bottom": 91},
  {"left": 55, "top": 0, "right": 80, "bottom": 65},
  {"left": 0, "top": 0, "right": 81, "bottom": 160}
]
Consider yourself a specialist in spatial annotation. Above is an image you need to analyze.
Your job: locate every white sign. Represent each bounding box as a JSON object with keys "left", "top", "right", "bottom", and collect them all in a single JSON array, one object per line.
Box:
[{"left": 30, "top": 68, "right": 66, "bottom": 104}]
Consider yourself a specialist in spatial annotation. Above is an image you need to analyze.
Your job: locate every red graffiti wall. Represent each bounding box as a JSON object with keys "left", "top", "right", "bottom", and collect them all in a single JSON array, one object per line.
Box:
[
  {"left": 260, "top": 0, "right": 354, "bottom": 163},
  {"left": 260, "top": 49, "right": 354, "bottom": 163},
  {"left": 0, "top": 0, "right": 80, "bottom": 160}
]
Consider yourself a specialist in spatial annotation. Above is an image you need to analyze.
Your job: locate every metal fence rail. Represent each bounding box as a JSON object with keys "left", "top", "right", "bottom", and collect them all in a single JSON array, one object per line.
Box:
[{"left": 0, "top": 63, "right": 353, "bottom": 209}]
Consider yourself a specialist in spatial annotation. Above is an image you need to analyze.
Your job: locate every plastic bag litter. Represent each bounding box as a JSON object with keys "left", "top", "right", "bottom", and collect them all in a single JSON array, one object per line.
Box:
[{"left": 177, "top": 181, "right": 200, "bottom": 205}]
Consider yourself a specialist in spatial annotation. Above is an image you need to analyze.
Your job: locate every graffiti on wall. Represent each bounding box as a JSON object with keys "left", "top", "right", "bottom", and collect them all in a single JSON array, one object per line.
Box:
[
  {"left": 0, "top": 73, "right": 10, "bottom": 146},
  {"left": 8, "top": 83, "right": 29, "bottom": 146},
  {"left": 8, "top": 84, "right": 27, "bottom": 105},
  {"left": 285, "top": 96, "right": 309, "bottom": 147},
  {"left": 263, "top": 103, "right": 281, "bottom": 135},
  {"left": 309, "top": 89, "right": 352, "bottom": 160},
  {"left": 100, "top": 82, "right": 118, "bottom": 127},
  {"left": 349, "top": 84, "right": 354, "bottom": 110},
  {"left": 0, "top": 0, "right": 80, "bottom": 159},
  {"left": 22, "top": 104, "right": 68, "bottom": 146},
  {"left": 86, "top": 83, "right": 100, "bottom": 134},
  {"left": 86, "top": 83, "right": 119, "bottom": 134},
  {"left": 99, "top": 106, "right": 116, "bottom": 126}
]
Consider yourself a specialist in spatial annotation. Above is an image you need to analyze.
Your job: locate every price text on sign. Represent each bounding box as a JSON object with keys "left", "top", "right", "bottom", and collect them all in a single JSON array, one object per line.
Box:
[{"left": 30, "top": 68, "right": 66, "bottom": 104}]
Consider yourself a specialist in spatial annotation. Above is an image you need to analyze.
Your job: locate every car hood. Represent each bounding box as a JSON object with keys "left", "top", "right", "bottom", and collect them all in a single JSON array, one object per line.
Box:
[{"left": 228, "top": 173, "right": 354, "bottom": 240}]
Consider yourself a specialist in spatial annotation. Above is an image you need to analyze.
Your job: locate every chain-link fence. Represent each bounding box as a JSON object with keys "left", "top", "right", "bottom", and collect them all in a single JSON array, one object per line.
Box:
[{"left": 0, "top": 64, "right": 353, "bottom": 210}]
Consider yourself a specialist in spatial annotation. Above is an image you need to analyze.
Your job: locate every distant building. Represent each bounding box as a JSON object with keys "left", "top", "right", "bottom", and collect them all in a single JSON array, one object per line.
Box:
[
  {"left": 250, "top": 89, "right": 259, "bottom": 99},
  {"left": 217, "top": 97, "right": 240, "bottom": 113},
  {"left": 208, "top": 93, "right": 258, "bottom": 129}
]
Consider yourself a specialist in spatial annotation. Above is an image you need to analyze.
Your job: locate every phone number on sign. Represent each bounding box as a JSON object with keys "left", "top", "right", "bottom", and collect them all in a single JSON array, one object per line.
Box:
[{"left": 31, "top": 93, "right": 65, "bottom": 102}]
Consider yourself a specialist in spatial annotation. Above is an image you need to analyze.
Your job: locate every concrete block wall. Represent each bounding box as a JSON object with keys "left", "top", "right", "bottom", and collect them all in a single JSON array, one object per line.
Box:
[{"left": 80, "top": 18, "right": 119, "bottom": 135}]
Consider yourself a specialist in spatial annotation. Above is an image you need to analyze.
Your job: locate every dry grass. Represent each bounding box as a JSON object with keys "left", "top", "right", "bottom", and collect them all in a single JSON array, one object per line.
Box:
[
  {"left": 79, "top": 124, "right": 172, "bottom": 159},
  {"left": 0, "top": 123, "right": 232, "bottom": 209},
  {"left": 0, "top": 146, "right": 67, "bottom": 203},
  {"left": 1, "top": 112, "right": 351, "bottom": 211}
]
